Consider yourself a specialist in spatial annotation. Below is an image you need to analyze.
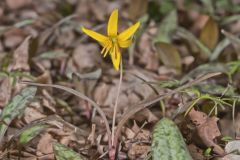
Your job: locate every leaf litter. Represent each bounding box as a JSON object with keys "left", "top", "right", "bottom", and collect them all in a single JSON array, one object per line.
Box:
[{"left": 0, "top": 0, "right": 240, "bottom": 159}]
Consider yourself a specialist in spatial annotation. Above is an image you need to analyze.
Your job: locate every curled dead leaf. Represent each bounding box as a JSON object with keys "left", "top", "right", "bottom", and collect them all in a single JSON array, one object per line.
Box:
[{"left": 188, "top": 109, "right": 225, "bottom": 155}]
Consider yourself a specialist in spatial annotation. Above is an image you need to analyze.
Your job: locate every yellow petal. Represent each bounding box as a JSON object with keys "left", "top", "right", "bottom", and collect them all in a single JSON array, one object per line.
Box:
[
  {"left": 118, "top": 22, "right": 140, "bottom": 42},
  {"left": 118, "top": 39, "right": 132, "bottom": 48},
  {"left": 110, "top": 44, "right": 121, "bottom": 70},
  {"left": 82, "top": 27, "right": 108, "bottom": 44},
  {"left": 108, "top": 9, "right": 118, "bottom": 37}
]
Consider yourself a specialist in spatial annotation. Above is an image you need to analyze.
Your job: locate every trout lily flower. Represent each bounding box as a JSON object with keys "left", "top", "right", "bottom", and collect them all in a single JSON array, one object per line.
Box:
[{"left": 82, "top": 9, "right": 140, "bottom": 70}]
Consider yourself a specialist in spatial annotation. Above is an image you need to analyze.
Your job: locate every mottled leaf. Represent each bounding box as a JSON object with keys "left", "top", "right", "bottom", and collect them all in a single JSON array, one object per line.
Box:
[
  {"left": 19, "top": 124, "right": 49, "bottom": 145},
  {"left": 36, "top": 50, "right": 67, "bottom": 60},
  {"left": 151, "top": 118, "right": 192, "bottom": 160},
  {"left": 181, "top": 63, "right": 229, "bottom": 83},
  {"left": 177, "top": 27, "right": 211, "bottom": 60},
  {"left": 53, "top": 142, "right": 83, "bottom": 160},
  {"left": 154, "top": 10, "right": 177, "bottom": 43},
  {"left": 195, "top": 83, "right": 237, "bottom": 96},
  {"left": 0, "top": 87, "right": 37, "bottom": 144}
]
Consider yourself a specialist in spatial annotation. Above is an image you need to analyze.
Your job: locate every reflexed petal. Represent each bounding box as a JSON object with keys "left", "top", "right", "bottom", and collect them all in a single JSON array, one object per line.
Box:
[
  {"left": 118, "top": 39, "right": 132, "bottom": 48},
  {"left": 118, "top": 22, "right": 140, "bottom": 42},
  {"left": 108, "top": 9, "right": 118, "bottom": 37},
  {"left": 110, "top": 45, "right": 121, "bottom": 70},
  {"left": 82, "top": 27, "right": 108, "bottom": 44}
]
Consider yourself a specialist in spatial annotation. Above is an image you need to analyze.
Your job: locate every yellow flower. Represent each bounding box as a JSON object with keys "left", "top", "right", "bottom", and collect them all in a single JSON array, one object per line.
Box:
[{"left": 81, "top": 9, "right": 140, "bottom": 70}]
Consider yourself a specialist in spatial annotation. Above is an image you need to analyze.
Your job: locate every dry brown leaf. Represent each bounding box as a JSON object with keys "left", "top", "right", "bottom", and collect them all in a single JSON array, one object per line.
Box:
[
  {"left": 188, "top": 109, "right": 225, "bottom": 155},
  {"left": 123, "top": 127, "right": 135, "bottom": 139},
  {"left": 138, "top": 24, "right": 159, "bottom": 71},
  {"left": 42, "top": 89, "right": 56, "bottom": 113},
  {"left": 94, "top": 83, "right": 111, "bottom": 105},
  {"left": 0, "top": 78, "right": 11, "bottom": 108},
  {"left": 155, "top": 42, "right": 182, "bottom": 74},
  {"left": 6, "top": 0, "right": 32, "bottom": 9},
  {"left": 87, "top": 124, "right": 96, "bottom": 145},
  {"left": 9, "top": 36, "right": 31, "bottom": 71},
  {"left": 89, "top": 0, "right": 108, "bottom": 21},
  {"left": 200, "top": 16, "right": 219, "bottom": 50},
  {"left": 187, "top": 144, "right": 204, "bottom": 160},
  {"left": 70, "top": 44, "right": 101, "bottom": 72},
  {"left": 3, "top": 29, "right": 26, "bottom": 49},
  {"left": 23, "top": 107, "right": 46, "bottom": 124},
  {"left": 36, "top": 133, "right": 54, "bottom": 156},
  {"left": 127, "top": 143, "right": 150, "bottom": 160},
  {"left": 136, "top": 108, "right": 158, "bottom": 123},
  {"left": 128, "top": 0, "right": 148, "bottom": 20}
]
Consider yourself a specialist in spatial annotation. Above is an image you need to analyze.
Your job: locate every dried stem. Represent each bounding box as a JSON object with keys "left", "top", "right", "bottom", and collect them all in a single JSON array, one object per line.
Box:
[
  {"left": 111, "top": 59, "right": 123, "bottom": 146},
  {"left": 20, "top": 81, "right": 112, "bottom": 140}
]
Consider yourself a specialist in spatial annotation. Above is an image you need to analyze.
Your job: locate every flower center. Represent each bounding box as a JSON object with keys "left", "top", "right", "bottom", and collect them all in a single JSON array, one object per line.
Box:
[{"left": 111, "top": 37, "right": 117, "bottom": 44}]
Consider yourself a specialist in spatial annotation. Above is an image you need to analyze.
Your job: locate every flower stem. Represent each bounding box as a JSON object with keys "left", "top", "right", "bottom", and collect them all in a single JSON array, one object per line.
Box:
[{"left": 111, "top": 59, "right": 123, "bottom": 146}]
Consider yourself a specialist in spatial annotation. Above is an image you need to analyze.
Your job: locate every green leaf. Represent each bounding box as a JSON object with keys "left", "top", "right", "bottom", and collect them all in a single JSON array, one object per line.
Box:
[
  {"left": 53, "top": 142, "right": 83, "bottom": 160},
  {"left": 221, "top": 136, "right": 233, "bottom": 142},
  {"left": 19, "top": 124, "right": 49, "bottom": 145},
  {"left": 14, "top": 19, "right": 35, "bottom": 28},
  {"left": 159, "top": 0, "right": 175, "bottom": 15},
  {"left": 221, "top": 30, "right": 240, "bottom": 57},
  {"left": 194, "top": 83, "right": 237, "bottom": 96},
  {"left": 227, "top": 60, "right": 240, "bottom": 75},
  {"left": 200, "top": 0, "right": 214, "bottom": 15},
  {"left": 177, "top": 27, "right": 211, "bottom": 60},
  {"left": 151, "top": 118, "right": 192, "bottom": 160},
  {"left": 181, "top": 63, "right": 229, "bottom": 84},
  {"left": 154, "top": 10, "right": 177, "bottom": 43},
  {"left": 0, "top": 87, "right": 37, "bottom": 144},
  {"left": 210, "top": 37, "right": 230, "bottom": 61},
  {"left": 36, "top": 51, "right": 67, "bottom": 60},
  {"left": 204, "top": 147, "right": 212, "bottom": 157}
]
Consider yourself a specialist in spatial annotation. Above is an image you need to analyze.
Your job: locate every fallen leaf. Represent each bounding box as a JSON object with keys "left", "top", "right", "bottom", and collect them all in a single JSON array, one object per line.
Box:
[
  {"left": 128, "top": 143, "right": 150, "bottom": 160},
  {"left": 188, "top": 109, "right": 225, "bottom": 155},
  {"left": 9, "top": 36, "right": 31, "bottom": 71},
  {"left": 3, "top": 29, "right": 26, "bottom": 49},
  {"left": 0, "top": 78, "right": 11, "bottom": 108},
  {"left": 155, "top": 42, "right": 182, "bottom": 74},
  {"left": 128, "top": 0, "right": 148, "bottom": 20},
  {"left": 200, "top": 17, "right": 219, "bottom": 50},
  {"left": 6, "top": 0, "right": 32, "bottom": 10},
  {"left": 138, "top": 27, "right": 159, "bottom": 71},
  {"left": 187, "top": 144, "right": 204, "bottom": 160},
  {"left": 23, "top": 107, "right": 46, "bottom": 124},
  {"left": 70, "top": 44, "right": 101, "bottom": 72},
  {"left": 37, "top": 133, "right": 54, "bottom": 156}
]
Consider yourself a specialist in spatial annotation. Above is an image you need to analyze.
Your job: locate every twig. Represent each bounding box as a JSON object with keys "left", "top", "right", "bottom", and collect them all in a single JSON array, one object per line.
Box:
[{"left": 111, "top": 59, "right": 123, "bottom": 146}]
